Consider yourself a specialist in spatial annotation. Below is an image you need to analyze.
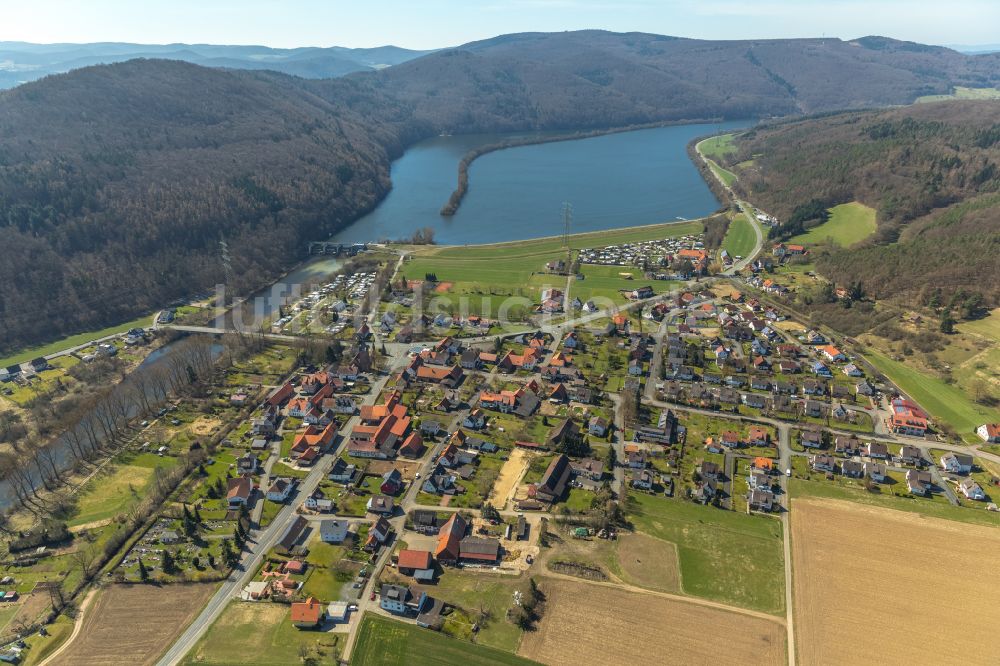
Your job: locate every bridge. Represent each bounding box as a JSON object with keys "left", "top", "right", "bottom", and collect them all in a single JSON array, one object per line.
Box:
[{"left": 306, "top": 241, "right": 370, "bottom": 256}]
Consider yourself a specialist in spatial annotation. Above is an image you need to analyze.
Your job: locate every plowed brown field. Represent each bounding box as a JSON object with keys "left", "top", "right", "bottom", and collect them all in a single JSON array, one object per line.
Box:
[{"left": 792, "top": 498, "right": 1000, "bottom": 665}]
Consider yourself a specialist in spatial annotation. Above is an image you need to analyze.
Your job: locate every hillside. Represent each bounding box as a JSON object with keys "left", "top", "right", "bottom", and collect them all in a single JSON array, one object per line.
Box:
[
  {"left": 0, "top": 41, "right": 432, "bottom": 88},
  {"left": 1, "top": 31, "right": 999, "bottom": 351},
  {"left": 0, "top": 60, "right": 397, "bottom": 349},
  {"left": 725, "top": 101, "right": 1000, "bottom": 304}
]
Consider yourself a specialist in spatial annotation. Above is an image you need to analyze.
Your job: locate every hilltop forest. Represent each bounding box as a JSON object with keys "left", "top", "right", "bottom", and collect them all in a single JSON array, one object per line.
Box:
[
  {"left": 1, "top": 31, "right": 1000, "bottom": 352},
  {"left": 724, "top": 101, "right": 1000, "bottom": 307}
]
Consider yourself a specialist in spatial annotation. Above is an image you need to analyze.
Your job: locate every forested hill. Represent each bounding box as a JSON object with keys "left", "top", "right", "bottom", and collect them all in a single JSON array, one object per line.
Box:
[
  {"left": 726, "top": 101, "right": 1000, "bottom": 304},
  {"left": 1, "top": 31, "right": 999, "bottom": 351},
  {"left": 342, "top": 31, "right": 1000, "bottom": 131},
  {"left": 0, "top": 60, "right": 398, "bottom": 349}
]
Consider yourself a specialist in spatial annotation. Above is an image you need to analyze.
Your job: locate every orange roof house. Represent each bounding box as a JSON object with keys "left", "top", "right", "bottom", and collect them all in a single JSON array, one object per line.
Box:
[
  {"left": 435, "top": 513, "right": 467, "bottom": 562},
  {"left": 290, "top": 597, "right": 323, "bottom": 628},
  {"left": 753, "top": 457, "right": 774, "bottom": 471},
  {"left": 397, "top": 549, "right": 433, "bottom": 572}
]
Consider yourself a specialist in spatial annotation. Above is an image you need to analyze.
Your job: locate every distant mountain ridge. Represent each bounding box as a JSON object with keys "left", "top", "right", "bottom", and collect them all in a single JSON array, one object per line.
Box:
[
  {"left": 0, "top": 40, "right": 434, "bottom": 88},
  {"left": 0, "top": 30, "right": 998, "bottom": 350}
]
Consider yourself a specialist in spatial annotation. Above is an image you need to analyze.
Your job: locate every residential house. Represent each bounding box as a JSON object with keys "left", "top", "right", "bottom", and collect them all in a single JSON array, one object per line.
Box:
[
  {"left": 699, "top": 460, "right": 722, "bottom": 481},
  {"left": 748, "top": 489, "right": 775, "bottom": 512},
  {"left": 366, "top": 494, "right": 395, "bottom": 515},
  {"left": 976, "top": 423, "right": 1000, "bottom": 444},
  {"left": 865, "top": 462, "right": 887, "bottom": 483},
  {"left": 435, "top": 514, "right": 467, "bottom": 564},
  {"left": 588, "top": 416, "right": 610, "bottom": 437},
  {"left": 898, "top": 445, "right": 923, "bottom": 466},
  {"left": 534, "top": 454, "right": 572, "bottom": 502},
  {"left": 237, "top": 452, "right": 259, "bottom": 476},
  {"left": 841, "top": 460, "right": 864, "bottom": 478},
  {"left": 397, "top": 550, "right": 435, "bottom": 581},
  {"left": 275, "top": 516, "right": 309, "bottom": 556},
  {"left": 570, "top": 458, "right": 605, "bottom": 482},
  {"left": 328, "top": 458, "right": 357, "bottom": 484},
  {"left": 226, "top": 477, "right": 253, "bottom": 510},
  {"left": 630, "top": 469, "right": 655, "bottom": 490},
  {"left": 381, "top": 469, "right": 404, "bottom": 495},
  {"left": 380, "top": 585, "right": 414, "bottom": 615},
  {"left": 365, "top": 517, "right": 392, "bottom": 551},
  {"left": 940, "top": 452, "right": 974, "bottom": 474},
  {"left": 834, "top": 436, "right": 861, "bottom": 456},
  {"left": 811, "top": 455, "right": 837, "bottom": 473},
  {"left": 958, "top": 478, "right": 986, "bottom": 501},
  {"left": 398, "top": 433, "right": 425, "bottom": 459},
  {"left": 290, "top": 597, "right": 324, "bottom": 629},
  {"left": 905, "top": 469, "right": 932, "bottom": 496},
  {"left": 865, "top": 442, "right": 889, "bottom": 460},
  {"left": 266, "top": 477, "right": 295, "bottom": 503},
  {"left": 319, "top": 519, "right": 349, "bottom": 544},
  {"left": 801, "top": 429, "right": 824, "bottom": 449},
  {"left": 463, "top": 409, "right": 487, "bottom": 430}
]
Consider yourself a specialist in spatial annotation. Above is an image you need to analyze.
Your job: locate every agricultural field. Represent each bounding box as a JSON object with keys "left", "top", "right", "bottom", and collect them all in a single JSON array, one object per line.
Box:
[
  {"left": 788, "top": 202, "right": 876, "bottom": 247},
  {"left": 50, "top": 583, "right": 217, "bottom": 666},
  {"left": 721, "top": 213, "right": 757, "bottom": 258},
  {"left": 181, "top": 601, "right": 341, "bottom": 665},
  {"left": 791, "top": 498, "right": 1000, "bottom": 665},
  {"left": 351, "top": 615, "right": 538, "bottom": 666},
  {"left": 518, "top": 578, "right": 785, "bottom": 666},
  {"left": 627, "top": 492, "right": 785, "bottom": 613}
]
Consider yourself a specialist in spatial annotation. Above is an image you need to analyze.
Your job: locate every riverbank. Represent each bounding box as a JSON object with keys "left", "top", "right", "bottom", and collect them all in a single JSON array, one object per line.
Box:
[{"left": 440, "top": 119, "right": 729, "bottom": 217}]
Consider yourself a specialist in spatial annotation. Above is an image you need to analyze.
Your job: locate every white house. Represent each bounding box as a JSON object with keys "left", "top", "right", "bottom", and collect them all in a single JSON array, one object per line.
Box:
[
  {"left": 976, "top": 423, "right": 1000, "bottom": 444},
  {"left": 940, "top": 452, "right": 974, "bottom": 474},
  {"left": 958, "top": 478, "right": 986, "bottom": 501},
  {"left": 266, "top": 477, "right": 294, "bottom": 503},
  {"left": 319, "top": 519, "right": 349, "bottom": 543}
]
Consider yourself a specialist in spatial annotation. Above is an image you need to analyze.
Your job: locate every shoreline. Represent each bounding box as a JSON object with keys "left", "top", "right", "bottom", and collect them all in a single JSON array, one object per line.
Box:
[{"left": 439, "top": 118, "right": 728, "bottom": 217}]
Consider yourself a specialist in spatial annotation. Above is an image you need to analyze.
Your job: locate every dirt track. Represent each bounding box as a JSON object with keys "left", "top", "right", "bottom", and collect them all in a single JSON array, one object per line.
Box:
[
  {"left": 519, "top": 577, "right": 785, "bottom": 666},
  {"left": 490, "top": 448, "right": 530, "bottom": 509},
  {"left": 792, "top": 498, "right": 1000, "bottom": 665}
]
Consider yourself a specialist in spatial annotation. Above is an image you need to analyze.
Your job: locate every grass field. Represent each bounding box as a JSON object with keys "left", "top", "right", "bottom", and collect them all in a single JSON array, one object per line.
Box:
[
  {"left": 0, "top": 312, "right": 155, "bottom": 368},
  {"left": 707, "top": 160, "right": 737, "bottom": 187},
  {"left": 181, "top": 601, "right": 340, "bottom": 665},
  {"left": 916, "top": 86, "right": 1000, "bottom": 103},
  {"left": 864, "top": 347, "right": 1000, "bottom": 441},
  {"left": 65, "top": 451, "right": 180, "bottom": 528},
  {"left": 627, "top": 493, "right": 785, "bottom": 613},
  {"left": 615, "top": 532, "right": 681, "bottom": 593},
  {"left": 698, "top": 133, "right": 740, "bottom": 161},
  {"left": 519, "top": 578, "right": 785, "bottom": 666},
  {"left": 722, "top": 213, "right": 757, "bottom": 258},
  {"left": 351, "top": 615, "right": 539, "bottom": 666},
  {"left": 573, "top": 264, "right": 679, "bottom": 305},
  {"left": 791, "top": 498, "right": 1000, "bottom": 665},
  {"left": 789, "top": 202, "right": 876, "bottom": 247},
  {"left": 788, "top": 473, "right": 998, "bottom": 527},
  {"left": 956, "top": 307, "right": 1000, "bottom": 340}
]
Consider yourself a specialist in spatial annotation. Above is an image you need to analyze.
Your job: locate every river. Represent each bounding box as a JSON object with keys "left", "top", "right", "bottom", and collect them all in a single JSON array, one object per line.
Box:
[{"left": 330, "top": 121, "right": 748, "bottom": 245}]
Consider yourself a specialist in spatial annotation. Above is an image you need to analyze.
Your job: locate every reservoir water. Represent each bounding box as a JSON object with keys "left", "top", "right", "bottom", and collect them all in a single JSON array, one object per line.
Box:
[{"left": 331, "top": 120, "right": 748, "bottom": 245}]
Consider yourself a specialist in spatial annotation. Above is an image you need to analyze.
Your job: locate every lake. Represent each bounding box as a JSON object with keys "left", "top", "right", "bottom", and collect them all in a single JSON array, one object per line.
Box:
[{"left": 331, "top": 120, "right": 748, "bottom": 245}]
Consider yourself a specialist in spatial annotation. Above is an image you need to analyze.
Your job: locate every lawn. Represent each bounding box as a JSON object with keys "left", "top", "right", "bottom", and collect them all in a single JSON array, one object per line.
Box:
[
  {"left": 181, "top": 601, "right": 340, "bottom": 665},
  {"left": 0, "top": 312, "right": 156, "bottom": 368},
  {"left": 864, "top": 348, "right": 1000, "bottom": 441},
  {"left": 627, "top": 493, "right": 785, "bottom": 614},
  {"left": 789, "top": 477, "right": 999, "bottom": 527},
  {"left": 789, "top": 202, "right": 876, "bottom": 247},
  {"left": 351, "top": 615, "right": 539, "bottom": 666},
  {"left": 721, "top": 213, "right": 757, "bottom": 258}
]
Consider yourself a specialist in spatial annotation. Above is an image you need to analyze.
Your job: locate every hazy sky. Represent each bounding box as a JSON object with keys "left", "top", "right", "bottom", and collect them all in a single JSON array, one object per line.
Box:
[{"left": 2, "top": 0, "right": 996, "bottom": 49}]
